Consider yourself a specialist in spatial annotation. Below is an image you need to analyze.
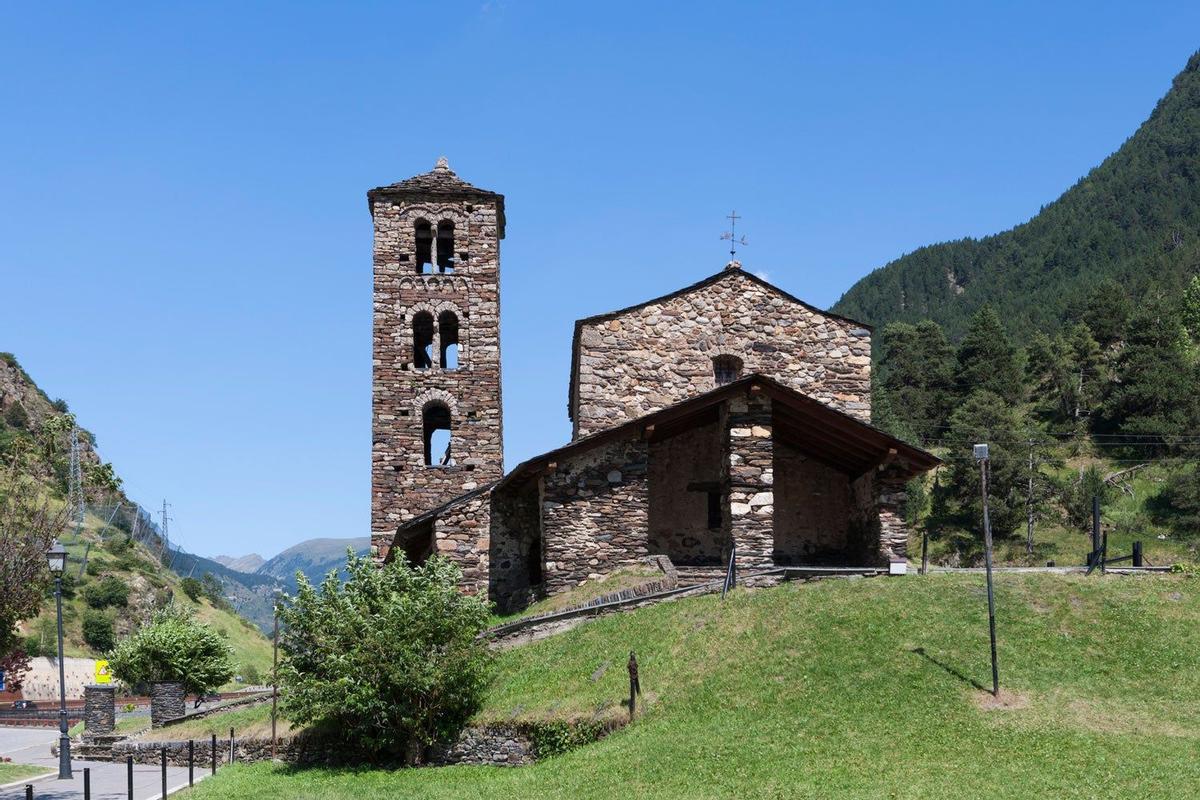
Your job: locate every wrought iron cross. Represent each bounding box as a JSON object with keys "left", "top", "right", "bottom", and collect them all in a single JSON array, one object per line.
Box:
[{"left": 720, "top": 210, "right": 749, "bottom": 259}]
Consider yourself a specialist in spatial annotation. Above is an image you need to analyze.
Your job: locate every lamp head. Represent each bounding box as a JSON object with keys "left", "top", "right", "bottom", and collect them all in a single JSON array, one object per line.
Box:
[
  {"left": 973, "top": 443, "right": 990, "bottom": 461},
  {"left": 46, "top": 539, "right": 67, "bottom": 574}
]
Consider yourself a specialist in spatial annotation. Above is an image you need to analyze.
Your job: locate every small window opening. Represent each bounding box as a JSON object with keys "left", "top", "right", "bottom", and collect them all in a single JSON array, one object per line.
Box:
[
  {"left": 439, "top": 311, "right": 460, "bottom": 369},
  {"left": 415, "top": 220, "right": 433, "bottom": 274},
  {"left": 526, "top": 535, "right": 543, "bottom": 585},
  {"left": 713, "top": 355, "right": 744, "bottom": 386},
  {"left": 436, "top": 220, "right": 455, "bottom": 273},
  {"left": 423, "top": 402, "right": 453, "bottom": 466},
  {"left": 412, "top": 311, "right": 434, "bottom": 369},
  {"left": 707, "top": 491, "right": 722, "bottom": 530}
]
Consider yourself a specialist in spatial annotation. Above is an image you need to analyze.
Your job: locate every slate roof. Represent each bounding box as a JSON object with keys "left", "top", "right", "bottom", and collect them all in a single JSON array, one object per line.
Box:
[
  {"left": 567, "top": 265, "right": 872, "bottom": 421},
  {"left": 367, "top": 157, "right": 506, "bottom": 235},
  {"left": 391, "top": 374, "right": 939, "bottom": 541}
]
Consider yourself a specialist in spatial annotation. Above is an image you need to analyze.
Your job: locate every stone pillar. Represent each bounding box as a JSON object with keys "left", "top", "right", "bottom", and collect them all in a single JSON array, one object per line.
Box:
[
  {"left": 726, "top": 394, "right": 774, "bottom": 569},
  {"left": 876, "top": 471, "right": 910, "bottom": 563},
  {"left": 83, "top": 685, "right": 116, "bottom": 736},
  {"left": 150, "top": 681, "right": 186, "bottom": 728}
]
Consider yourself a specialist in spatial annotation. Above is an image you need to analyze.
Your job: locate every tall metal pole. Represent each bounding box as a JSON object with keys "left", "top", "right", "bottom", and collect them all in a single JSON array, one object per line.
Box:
[
  {"left": 271, "top": 600, "right": 279, "bottom": 759},
  {"left": 978, "top": 450, "right": 1000, "bottom": 697},
  {"left": 55, "top": 576, "right": 73, "bottom": 779}
]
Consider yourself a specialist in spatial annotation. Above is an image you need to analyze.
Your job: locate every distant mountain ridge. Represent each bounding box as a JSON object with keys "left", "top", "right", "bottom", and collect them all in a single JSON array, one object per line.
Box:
[
  {"left": 214, "top": 537, "right": 370, "bottom": 594},
  {"left": 832, "top": 51, "right": 1200, "bottom": 340},
  {"left": 213, "top": 553, "right": 266, "bottom": 572}
]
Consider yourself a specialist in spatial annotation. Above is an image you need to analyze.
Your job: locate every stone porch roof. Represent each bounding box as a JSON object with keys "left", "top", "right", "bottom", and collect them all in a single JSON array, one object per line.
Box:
[
  {"left": 566, "top": 266, "right": 872, "bottom": 421},
  {"left": 393, "top": 374, "right": 939, "bottom": 541}
]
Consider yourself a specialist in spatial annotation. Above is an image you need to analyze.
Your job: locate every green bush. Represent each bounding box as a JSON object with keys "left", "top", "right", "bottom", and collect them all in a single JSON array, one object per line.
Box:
[
  {"left": 278, "top": 553, "right": 491, "bottom": 764},
  {"left": 180, "top": 577, "right": 203, "bottom": 603},
  {"left": 82, "top": 609, "right": 116, "bottom": 652},
  {"left": 108, "top": 604, "right": 235, "bottom": 695},
  {"left": 240, "top": 664, "right": 262, "bottom": 685},
  {"left": 85, "top": 560, "right": 104, "bottom": 577},
  {"left": 3, "top": 402, "right": 29, "bottom": 429},
  {"left": 82, "top": 576, "right": 129, "bottom": 609}
]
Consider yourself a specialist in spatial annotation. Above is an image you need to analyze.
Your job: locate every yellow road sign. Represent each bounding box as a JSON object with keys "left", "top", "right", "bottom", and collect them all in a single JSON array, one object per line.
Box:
[{"left": 95, "top": 659, "right": 112, "bottom": 684}]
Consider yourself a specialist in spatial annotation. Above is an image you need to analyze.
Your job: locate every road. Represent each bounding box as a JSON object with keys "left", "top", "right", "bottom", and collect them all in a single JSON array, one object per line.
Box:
[{"left": 0, "top": 727, "right": 202, "bottom": 800}]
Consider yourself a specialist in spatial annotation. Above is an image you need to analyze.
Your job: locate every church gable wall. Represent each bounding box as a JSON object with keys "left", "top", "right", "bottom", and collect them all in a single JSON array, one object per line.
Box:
[{"left": 573, "top": 270, "right": 871, "bottom": 438}]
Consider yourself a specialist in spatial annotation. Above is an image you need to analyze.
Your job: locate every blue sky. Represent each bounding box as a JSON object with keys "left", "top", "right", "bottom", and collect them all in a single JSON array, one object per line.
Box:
[{"left": 1, "top": 2, "right": 1197, "bottom": 559}]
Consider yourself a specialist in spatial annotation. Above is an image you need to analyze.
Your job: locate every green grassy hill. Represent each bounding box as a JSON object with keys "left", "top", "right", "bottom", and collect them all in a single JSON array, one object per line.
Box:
[
  {"left": 183, "top": 572, "right": 1199, "bottom": 799},
  {"left": 832, "top": 52, "right": 1200, "bottom": 341}
]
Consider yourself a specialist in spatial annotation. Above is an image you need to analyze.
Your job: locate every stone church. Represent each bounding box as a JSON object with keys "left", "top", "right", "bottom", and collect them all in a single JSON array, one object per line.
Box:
[{"left": 370, "top": 159, "right": 938, "bottom": 611}]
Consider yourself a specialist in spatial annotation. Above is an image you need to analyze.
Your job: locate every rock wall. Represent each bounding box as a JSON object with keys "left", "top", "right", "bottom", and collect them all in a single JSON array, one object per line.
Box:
[
  {"left": 370, "top": 163, "right": 505, "bottom": 562},
  {"left": 542, "top": 439, "right": 650, "bottom": 594},
  {"left": 572, "top": 268, "right": 871, "bottom": 438},
  {"left": 488, "top": 483, "right": 543, "bottom": 614},
  {"left": 149, "top": 681, "right": 185, "bottom": 728},
  {"left": 647, "top": 419, "right": 727, "bottom": 566},
  {"left": 772, "top": 440, "right": 852, "bottom": 564},
  {"left": 83, "top": 685, "right": 115, "bottom": 735}
]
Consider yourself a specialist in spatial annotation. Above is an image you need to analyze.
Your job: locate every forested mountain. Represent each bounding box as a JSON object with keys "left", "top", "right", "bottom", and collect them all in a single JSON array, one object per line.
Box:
[{"left": 833, "top": 51, "right": 1200, "bottom": 341}]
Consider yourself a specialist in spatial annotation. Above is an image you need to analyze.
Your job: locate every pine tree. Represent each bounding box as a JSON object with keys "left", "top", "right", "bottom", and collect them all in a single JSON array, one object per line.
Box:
[
  {"left": 954, "top": 307, "right": 1024, "bottom": 405},
  {"left": 877, "top": 319, "right": 955, "bottom": 442}
]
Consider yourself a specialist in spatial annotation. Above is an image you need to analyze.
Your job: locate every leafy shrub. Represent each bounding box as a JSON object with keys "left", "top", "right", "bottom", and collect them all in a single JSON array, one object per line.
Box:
[
  {"left": 528, "top": 720, "right": 609, "bottom": 759},
  {"left": 278, "top": 553, "right": 491, "bottom": 764},
  {"left": 108, "top": 604, "right": 234, "bottom": 694},
  {"left": 82, "top": 576, "right": 129, "bottom": 609},
  {"left": 240, "top": 664, "right": 262, "bottom": 685},
  {"left": 85, "top": 560, "right": 103, "bottom": 577},
  {"left": 180, "top": 577, "right": 203, "bottom": 603},
  {"left": 82, "top": 609, "right": 116, "bottom": 652}
]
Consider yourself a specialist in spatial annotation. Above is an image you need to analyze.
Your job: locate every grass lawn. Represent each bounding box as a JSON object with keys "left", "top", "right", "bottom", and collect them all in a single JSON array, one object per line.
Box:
[
  {"left": 0, "top": 763, "right": 53, "bottom": 784},
  {"left": 181, "top": 572, "right": 1200, "bottom": 799}
]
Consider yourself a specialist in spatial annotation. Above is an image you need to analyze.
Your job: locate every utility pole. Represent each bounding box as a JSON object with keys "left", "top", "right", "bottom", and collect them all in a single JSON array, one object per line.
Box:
[
  {"left": 271, "top": 595, "right": 280, "bottom": 759},
  {"left": 160, "top": 500, "right": 172, "bottom": 563},
  {"left": 1025, "top": 439, "right": 1035, "bottom": 557},
  {"left": 975, "top": 444, "right": 1000, "bottom": 697}
]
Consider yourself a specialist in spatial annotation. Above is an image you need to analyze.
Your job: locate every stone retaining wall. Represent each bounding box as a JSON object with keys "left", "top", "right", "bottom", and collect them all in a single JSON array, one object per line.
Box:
[
  {"left": 83, "top": 685, "right": 116, "bottom": 735},
  {"left": 150, "top": 681, "right": 186, "bottom": 728}
]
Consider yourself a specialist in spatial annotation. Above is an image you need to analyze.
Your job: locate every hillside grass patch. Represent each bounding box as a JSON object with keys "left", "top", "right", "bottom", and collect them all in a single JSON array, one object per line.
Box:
[{"left": 181, "top": 572, "right": 1200, "bottom": 799}]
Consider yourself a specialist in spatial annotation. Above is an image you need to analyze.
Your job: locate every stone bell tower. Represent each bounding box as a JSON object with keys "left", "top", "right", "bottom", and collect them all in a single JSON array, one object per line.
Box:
[{"left": 368, "top": 158, "right": 505, "bottom": 561}]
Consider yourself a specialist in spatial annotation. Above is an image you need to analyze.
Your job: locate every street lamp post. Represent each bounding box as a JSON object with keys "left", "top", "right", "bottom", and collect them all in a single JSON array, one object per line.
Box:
[
  {"left": 973, "top": 444, "right": 1000, "bottom": 698},
  {"left": 46, "top": 539, "right": 72, "bottom": 779}
]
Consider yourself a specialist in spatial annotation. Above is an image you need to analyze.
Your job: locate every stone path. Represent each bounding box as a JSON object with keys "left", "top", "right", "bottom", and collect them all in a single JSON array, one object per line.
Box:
[{"left": 0, "top": 728, "right": 203, "bottom": 800}]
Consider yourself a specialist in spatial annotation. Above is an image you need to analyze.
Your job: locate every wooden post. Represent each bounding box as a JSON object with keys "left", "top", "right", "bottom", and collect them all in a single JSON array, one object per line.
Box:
[
  {"left": 229, "top": 728, "right": 235, "bottom": 764},
  {"left": 920, "top": 526, "right": 929, "bottom": 576},
  {"left": 1133, "top": 541, "right": 1143, "bottom": 567},
  {"left": 272, "top": 601, "right": 279, "bottom": 759},
  {"left": 627, "top": 651, "right": 641, "bottom": 721},
  {"left": 1090, "top": 495, "right": 1101, "bottom": 568}
]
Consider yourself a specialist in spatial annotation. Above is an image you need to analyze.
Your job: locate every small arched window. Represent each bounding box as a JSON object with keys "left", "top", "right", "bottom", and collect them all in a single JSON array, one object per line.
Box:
[
  {"left": 412, "top": 311, "right": 434, "bottom": 369},
  {"left": 436, "top": 220, "right": 455, "bottom": 273},
  {"left": 422, "top": 402, "right": 453, "bottom": 466},
  {"left": 439, "top": 311, "right": 460, "bottom": 369},
  {"left": 713, "top": 355, "right": 743, "bottom": 386},
  {"left": 414, "top": 220, "right": 433, "bottom": 274}
]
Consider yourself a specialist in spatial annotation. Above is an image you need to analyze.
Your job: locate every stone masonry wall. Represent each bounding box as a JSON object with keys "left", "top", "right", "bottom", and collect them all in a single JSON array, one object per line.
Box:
[
  {"left": 150, "top": 681, "right": 185, "bottom": 728},
  {"left": 371, "top": 173, "right": 505, "bottom": 563},
  {"left": 431, "top": 489, "right": 494, "bottom": 594},
  {"left": 727, "top": 395, "right": 774, "bottom": 570},
  {"left": 488, "top": 483, "right": 543, "bottom": 614},
  {"left": 83, "top": 685, "right": 115, "bottom": 735},
  {"left": 573, "top": 268, "right": 871, "bottom": 438},
  {"left": 772, "top": 440, "right": 852, "bottom": 564},
  {"left": 647, "top": 419, "right": 726, "bottom": 566},
  {"left": 542, "top": 438, "right": 650, "bottom": 594}
]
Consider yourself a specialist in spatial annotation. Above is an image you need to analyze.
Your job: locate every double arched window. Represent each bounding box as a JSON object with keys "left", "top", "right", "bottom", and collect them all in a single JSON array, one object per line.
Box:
[
  {"left": 411, "top": 309, "right": 462, "bottom": 370},
  {"left": 412, "top": 219, "right": 458, "bottom": 274}
]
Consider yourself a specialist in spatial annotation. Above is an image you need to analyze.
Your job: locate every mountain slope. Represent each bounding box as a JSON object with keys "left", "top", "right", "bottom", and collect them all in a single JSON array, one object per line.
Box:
[
  {"left": 254, "top": 537, "right": 370, "bottom": 593},
  {"left": 1, "top": 352, "right": 273, "bottom": 675},
  {"left": 833, "top": 51, "right": 1200, "bottom": 340}
]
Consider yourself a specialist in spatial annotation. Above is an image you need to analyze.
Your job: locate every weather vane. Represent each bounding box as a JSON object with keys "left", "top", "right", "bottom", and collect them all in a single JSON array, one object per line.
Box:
[{"left": 720, "top": 211, "right": 749, "bottom": 259}]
